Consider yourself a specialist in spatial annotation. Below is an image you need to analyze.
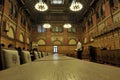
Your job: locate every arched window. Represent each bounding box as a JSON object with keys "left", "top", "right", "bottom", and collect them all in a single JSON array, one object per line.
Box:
[
  {"left": 109, "top": 0, "right": 119, "bottom": 7},
  {"left": 68, "top": 27, "right": 76, "bottom": 33},
  {"left": 0, "top": 0, "right": 4, "bottom": 5},
  {"left": 21, "top": 15, "right": 26, "bottom": 26},
  {"left": 9, "top": 1, "right": 13, "bottom": 15},
  {"left": 7, "top": 27, "right": 14, "bottom": 39},
  {"left": 98, "top": 7, "right": 101, "bottom": 17},
  {"left": 96, "top": 11, "right": 99, "bottom": 19},
  {"left": 27, "top": 38, "right": 30, "bottom": 44},
  {"left": 19, "top": 33, "right": 24, "bottom": 42},
  {"left": 53, "top": 40, "right": 62, "bottom": 45},
  {"left": 84, "top": 37, "right": 87, "bottom": 43},
  {"left": 51, "top": 26, "right": 63, "bottom": 33},
  {"left": 51, "top": 0, "right": 64, "bottom": 4},
  {"left": 68, "top": 39, "right": 76, "bottom": 45},
  {"left": 88, "top": 17, "right": 93, "bottom": 26},
  {"left": 96, "top": 3, "right": 105, "bottom": 19},
  {"left": 102, "top": 3, "right": 105, "bottom": 15},
  {"left": 38, "top": 39, "right": 46, "bottom": 45},
  {"left": 13, "top": 5, "right": 17, "bottom": 18}
]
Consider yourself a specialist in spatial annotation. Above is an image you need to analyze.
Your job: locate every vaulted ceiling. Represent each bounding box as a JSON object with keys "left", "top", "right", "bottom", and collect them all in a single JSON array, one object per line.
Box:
[{"left": 18, "top": 0, "right": 94, "bottom": 24}]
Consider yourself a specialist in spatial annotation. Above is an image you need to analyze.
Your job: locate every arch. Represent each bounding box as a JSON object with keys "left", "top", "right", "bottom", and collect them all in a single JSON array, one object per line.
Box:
[
  {"left": 68, "top": 39, "right": 77, "bottom": 45},
  {"left": 53, "top": 40, "right": 62, "bottom": 45},
  {"left": 7, "top": 27, "right": 14, "bottom": 39},
  {"left": 19, "top": 33, "right": 24, "bottom": 42},
  {"left": 38, "top": 39, "right": 46, "bottom": 45}
]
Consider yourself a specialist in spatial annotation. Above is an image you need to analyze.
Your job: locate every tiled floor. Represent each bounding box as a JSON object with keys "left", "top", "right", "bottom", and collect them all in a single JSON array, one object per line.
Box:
[{"left": 0, "top": 54, "right": 120, "bottom": 80}]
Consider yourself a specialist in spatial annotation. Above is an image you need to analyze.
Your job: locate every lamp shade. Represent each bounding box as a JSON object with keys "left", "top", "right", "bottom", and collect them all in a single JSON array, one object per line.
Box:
[
  {"left": 63, "top": 24, "right": 72, "bottom": 28},
  {"left": 43, "top": 23, "right": 51, "bottom": 28}
]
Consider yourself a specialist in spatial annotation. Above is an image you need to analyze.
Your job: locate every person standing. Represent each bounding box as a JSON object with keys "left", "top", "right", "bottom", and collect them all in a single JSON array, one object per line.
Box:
[{"left": 75, "top": 40, "right": 82, "bottom": 59}]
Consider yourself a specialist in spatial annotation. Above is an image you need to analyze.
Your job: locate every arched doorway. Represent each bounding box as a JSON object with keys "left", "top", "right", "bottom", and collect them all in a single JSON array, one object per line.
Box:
[
  {"left": 53, "top": 46, "right": 58, "bottom": 54},
  {"left": 53, "top": 40, "right": 62, "bottom": 54}
]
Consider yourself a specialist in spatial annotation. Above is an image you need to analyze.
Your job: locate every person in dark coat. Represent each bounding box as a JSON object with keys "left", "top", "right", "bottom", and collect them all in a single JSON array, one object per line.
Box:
[{"left": 89, "top": 46, "right": 96, "bottom": 62}]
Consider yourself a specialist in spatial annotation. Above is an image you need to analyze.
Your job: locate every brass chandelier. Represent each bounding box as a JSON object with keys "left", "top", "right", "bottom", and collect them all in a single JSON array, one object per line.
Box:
[
  {"left": 34, "top": 0, "right": 48, "bottom": 12},
  {"left": 70, "top": 0, "right": 83, "bottom": 12}
]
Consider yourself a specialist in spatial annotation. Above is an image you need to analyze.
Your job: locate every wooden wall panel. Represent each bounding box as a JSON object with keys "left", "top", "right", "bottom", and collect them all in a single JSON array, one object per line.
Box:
[
  {"left": 37, "top": 45, "right": 76, "bottom": 56},
  {"left": 45, "top": 46, "right": 53, "bottom": 53},
  {"left": 1, "top": 36, "right": 15, "bottom": 48},
  {"left": 38, "top": 46, "right": 46, "bottom": 52},
  {"left": 16, "top": 41, "right": 25, "bottom": 49}
]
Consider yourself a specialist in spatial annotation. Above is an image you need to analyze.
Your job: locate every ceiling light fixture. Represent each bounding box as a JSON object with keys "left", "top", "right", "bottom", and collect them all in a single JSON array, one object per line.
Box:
[
  {"left": 70, "top": 0, "right": 83, "bottom": 12},
  {"left": 63, "top": 23, "right": 72, "bottom": 28},
  {"left": 43, "top": 23, "right": 51, "bottom": 28},
  {"left": 35, "top": 0, "right": 48, "bottom": 12}
]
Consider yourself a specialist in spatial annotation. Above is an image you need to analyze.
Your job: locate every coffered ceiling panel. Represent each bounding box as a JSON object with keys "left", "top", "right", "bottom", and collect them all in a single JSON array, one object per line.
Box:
[{"left": 18, "top": 0, "right": 94, "bottom": 24}]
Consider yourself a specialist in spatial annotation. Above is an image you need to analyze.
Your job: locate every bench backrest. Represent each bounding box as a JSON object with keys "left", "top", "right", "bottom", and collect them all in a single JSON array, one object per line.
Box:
[
  {"left": 22, "top": 51, "right": 31, "bottom": 63},
  {"left": 1, "top": 49, "right": 20, "bottom": 69}
]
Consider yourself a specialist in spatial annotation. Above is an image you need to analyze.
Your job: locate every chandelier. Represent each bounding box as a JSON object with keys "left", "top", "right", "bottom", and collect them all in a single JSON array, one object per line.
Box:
[
  {"left": 63, "top": 23, "right": 72, "bottom": 28},
  {"left": 70, "top": 0, "right": 83, "bottom": 12},
  {"left": 43, "top": 23, "right": 51, "bottom": 28},
  {"left": 34, "top": 0, "right": 48, "bottom": 12}
]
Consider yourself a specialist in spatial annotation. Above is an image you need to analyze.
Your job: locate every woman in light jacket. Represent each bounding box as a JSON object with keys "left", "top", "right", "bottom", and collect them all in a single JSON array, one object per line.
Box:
[{"left": 75, "top": 40, "right": 82, "bottom": 59}]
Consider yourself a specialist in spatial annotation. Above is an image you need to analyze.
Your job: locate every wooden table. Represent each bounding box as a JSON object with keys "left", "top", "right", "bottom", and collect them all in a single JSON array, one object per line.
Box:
[{"left": 0, "top": 54, "right": 120, "bottom": 80}]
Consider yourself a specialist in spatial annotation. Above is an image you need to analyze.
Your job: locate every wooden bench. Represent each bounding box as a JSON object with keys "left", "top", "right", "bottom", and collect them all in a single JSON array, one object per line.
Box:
[
  {"left": 83, "top": 47, "right": 120, "bottom": 66},
  {"left": 33, "top": 51, "right": 39, "bottom": 60},
  {"left": 21, "top": 51, "right": 32, "bottom": 63},
  {"left": 0, "top": 49, "right": 20, "bottom": 69}
]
